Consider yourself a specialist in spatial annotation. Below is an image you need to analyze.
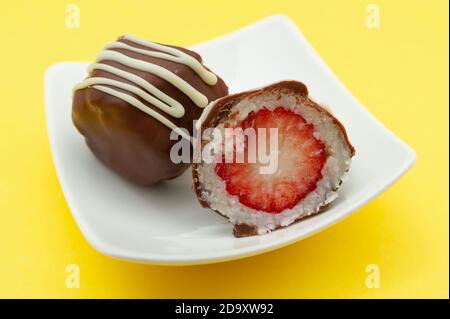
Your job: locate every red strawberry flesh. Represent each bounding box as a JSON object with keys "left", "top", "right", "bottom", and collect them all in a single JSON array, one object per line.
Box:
[{"left": 215, "top": 107, "right": 326, "bottom": 214}]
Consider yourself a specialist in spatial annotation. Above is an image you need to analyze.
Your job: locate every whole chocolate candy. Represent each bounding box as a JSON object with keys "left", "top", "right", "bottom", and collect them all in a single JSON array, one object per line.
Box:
[{"left": 72, "top": 35, "right": 228, "bottom": 185}]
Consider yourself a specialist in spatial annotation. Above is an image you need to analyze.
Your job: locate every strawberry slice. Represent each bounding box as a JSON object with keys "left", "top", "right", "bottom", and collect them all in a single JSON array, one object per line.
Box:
[{"left": 215, "top": 107, "right": 326, "bottom": 214}]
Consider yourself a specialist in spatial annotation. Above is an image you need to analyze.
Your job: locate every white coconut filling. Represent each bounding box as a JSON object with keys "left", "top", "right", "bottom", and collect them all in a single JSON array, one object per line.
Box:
[{"left": 196, "top": 92, "right": 352, "bottom": 234}]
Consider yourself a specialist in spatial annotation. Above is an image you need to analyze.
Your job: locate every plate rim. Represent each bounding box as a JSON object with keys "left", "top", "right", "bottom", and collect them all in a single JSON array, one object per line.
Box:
[{"left": 45, "top": 14, "right": 416, "bottom": 265}]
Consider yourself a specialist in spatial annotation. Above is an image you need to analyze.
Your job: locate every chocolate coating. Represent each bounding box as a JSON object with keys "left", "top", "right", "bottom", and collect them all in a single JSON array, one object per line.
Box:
[{"left": 72, "top": 37, "right": 228, "bottom": 185}]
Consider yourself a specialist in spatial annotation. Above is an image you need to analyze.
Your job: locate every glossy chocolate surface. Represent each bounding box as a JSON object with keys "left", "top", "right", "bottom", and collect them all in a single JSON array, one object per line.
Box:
[{"left": 72, "top": 37, "right": 228, "bottom": 185}]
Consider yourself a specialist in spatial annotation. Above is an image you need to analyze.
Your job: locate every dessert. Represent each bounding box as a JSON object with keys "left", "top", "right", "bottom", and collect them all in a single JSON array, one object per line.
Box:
[
  {"left": 72, "top": 35, "right": 228, "bottom": 185},
  {"left": 192, "top": 81, "right": 355, "bottom": 237}
]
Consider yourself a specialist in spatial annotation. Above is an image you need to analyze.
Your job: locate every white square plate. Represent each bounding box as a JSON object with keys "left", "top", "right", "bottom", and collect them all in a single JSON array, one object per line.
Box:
[{"left": 45, "top": 15, "right": 415, "bottom": 265}]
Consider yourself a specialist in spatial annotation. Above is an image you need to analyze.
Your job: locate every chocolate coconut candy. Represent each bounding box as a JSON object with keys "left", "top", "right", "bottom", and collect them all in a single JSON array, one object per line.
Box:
[
  {"left": 192, "top": 81, "right": 354, "bottom": 237},
  {"left": 72, "top": 35, "right": 228, "bottom": 185}
]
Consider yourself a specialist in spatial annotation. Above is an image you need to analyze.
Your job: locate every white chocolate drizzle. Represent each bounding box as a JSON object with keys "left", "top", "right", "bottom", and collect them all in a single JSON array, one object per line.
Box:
[{"left": 73, "top": 34, "right": 218, "bottom": 135}]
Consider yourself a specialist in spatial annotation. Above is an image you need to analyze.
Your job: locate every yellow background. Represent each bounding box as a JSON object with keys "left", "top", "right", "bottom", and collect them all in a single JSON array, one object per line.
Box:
[{"left": 0, "top": 0, "right": 448, "bottom": 298}]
